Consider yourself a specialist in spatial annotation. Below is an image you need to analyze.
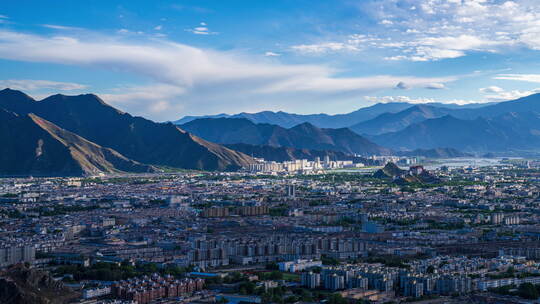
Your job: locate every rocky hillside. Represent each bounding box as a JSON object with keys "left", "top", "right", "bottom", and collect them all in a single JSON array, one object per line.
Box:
[
  {"left": 181, "top": 117, "right": 391, "bottom": 156},
  {"left": 0, "top": 264, "right": 79, "bottom": 304},
  {"left": 0, "top": 89, "right": 254, "bottom": 171},
  {"left": 0, "top": 109, "right": 157, "bottom": 176}
]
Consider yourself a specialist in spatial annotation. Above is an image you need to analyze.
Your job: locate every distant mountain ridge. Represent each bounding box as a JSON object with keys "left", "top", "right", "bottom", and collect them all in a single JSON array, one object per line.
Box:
[
  {"left": 175, "top": 101, "right": 497, "bottom": 129},
  {"left": 0, "top": 88, "right": 254, "bottom": 173},
  {"left": 373, "top": 112, "right": 540, "bottom": 151},
  {"left": 180, "top": 117, "right": 391, "bottom": 156},
  {"left": 178, "top": 93, "right": 540, "bottom": 154},
  {"left": 350, "top": 104, "right": 453, "bottom": 135},
  {"left": 176, "top": 103, "right": 424, "bottom": 128}
]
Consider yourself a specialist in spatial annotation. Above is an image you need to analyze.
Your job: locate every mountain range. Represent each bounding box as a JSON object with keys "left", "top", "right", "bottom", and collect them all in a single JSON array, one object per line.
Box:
[
  {"left": 180, "top": 117, "right": 390, "bottom": 156},
  {"left": 175, "top": 101, "right": 496, "bottom": 128},
  {"left": 0, "top": 89, "right": 254, "bottom": 176},
  {"left": 179, "top": 93, "right": 540, "bottom": 153},
  {"left": 350, "top": 104, "right": 453, "bottom": 135},
  {"left": 373, "top": 112, "right": 540, "bottom": 151},
  {"left": 2, "top": 87, "right": 540, "bottom": 176}
]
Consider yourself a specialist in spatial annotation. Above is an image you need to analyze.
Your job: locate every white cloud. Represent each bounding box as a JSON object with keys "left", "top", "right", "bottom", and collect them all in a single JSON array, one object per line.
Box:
[
  {"left": 479, "top": 86, "right": 540, "bottom": 101},
  {"left": 313, "top": 0, "right": 540, "bottom": 61},
  {"left": 264, "top": 51, "right": 281, "bottom": 57},
  {"left": 0, "top": 30, "right": 455, "bottom": 119},
  {"left": 425, "top": 82, "right": 446, "bottom": 90},
  {"left": 0, "top": 14, "right": 8, "bottom": 24},
  {"left": 42, "top": 24, "right": 83, "bottom": 31},
  {"left": 0, "top": 79, "right": 87, "bottom": 91},
  {"left": 185, "top": 24, "right": 217, "bottom": 35},
  {"left": 365, "top": 95, "right": 435, "bottom": 104},
  {"left": 364, "top": 95, "right": 479, "bottom": 105},
  {"left": 101, "top": 84, "right": 186, "bottom": 115},
  {"left": 154, "top": 25, "right": 163, "bottom": 31},
  {"left": 291, "top": 42, "right": 360, "bottom": 54},
  {"left": 479, "top": 86, "right": 504, "bottom": 94},
  {"left": 493, "top": 74, "right": 540, "bottom": 83}
]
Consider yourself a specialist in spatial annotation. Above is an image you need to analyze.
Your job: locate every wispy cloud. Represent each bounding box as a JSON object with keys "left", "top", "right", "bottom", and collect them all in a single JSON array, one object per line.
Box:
[
  {"left": 0, "top": 79, "right": 87, "bottom": 91},
  {"left": 479, "top": 85, "right": 540, "bottom": 101},
  {"left": 0, "top": 30, "right": 456, "bottom": 119},
  {"left": 42, "top": 24, "right": 83, "bottom": 31},
  {"left": 264, "top": 51, "right": 281, "bottom": 57},
  {"left": 425, "top": 83, "right": 446, "bottom": 90},
  {"left": 364, "top": 95, "right": 479, "bottom": 105},
  {"left": 493, "top": 74, "right": 540, "bottom": 83},
  {"left": 291, "top": 42, "right": 360, "bottom": 54},
  {"left": 479, "top": 86, "right": 505, "bottom": 94}
]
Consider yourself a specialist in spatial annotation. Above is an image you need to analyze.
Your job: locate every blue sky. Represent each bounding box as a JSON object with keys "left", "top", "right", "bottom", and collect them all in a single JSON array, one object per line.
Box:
[{"left": 1, "top": 0, "right": 540, "bottom": 121}]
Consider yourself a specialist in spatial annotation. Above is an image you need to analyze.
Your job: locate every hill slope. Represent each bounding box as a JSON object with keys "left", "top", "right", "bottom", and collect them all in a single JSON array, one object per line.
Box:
[
  {"left": 0, "top": 109, "right": 156, "bottom": 176},
  {"left": 181, "top": 117, "right": 391, "bottom": 156},
  {"left": 0, "top": 264, "right": 79, "bottom": 304},
  {"left": 350, "top": 104, "right": 453, "bottom": 135},
  {"left": 373, "top": 113, "right": 540, "bottom": 151},
  {"left": 0, "top": 89, "right": 254, "bottom": 171},
  {"left": 224, "top": 143, "right": 352, "bottom": 162}
]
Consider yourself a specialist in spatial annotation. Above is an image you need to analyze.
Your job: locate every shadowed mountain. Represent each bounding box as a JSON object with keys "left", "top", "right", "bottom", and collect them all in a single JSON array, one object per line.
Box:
[
  {"left": 175, "top": 102, "right": 417, "bottom": 128},
  {"left": 176, "top": 101, "right": 500, "bottom": 129},
  {"left": 224, "top": 143, "right": 353, "bottom": 162},
  {"left": 181, "top": 117, "right": 391, "bottom": 156},
  {"left": 458, "top": 93, "right": 540, "bottom": 118},
  {"left": 0, "top": 89, "right": 254, "bottom": 171},
  {"left": 0, "top": 109, "right": 157, "bottom": 176},
  {"left": 373, "top": 112, "right": 540, "bottom": 152},
  {"left": 350, "top": 104, "right": 453, "bottom": 135}
]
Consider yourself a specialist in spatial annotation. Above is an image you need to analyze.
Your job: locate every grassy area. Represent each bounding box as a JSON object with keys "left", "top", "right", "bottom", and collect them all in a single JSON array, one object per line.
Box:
[{"left": 282, "top": 272, "right": 300, "bottom": 282}]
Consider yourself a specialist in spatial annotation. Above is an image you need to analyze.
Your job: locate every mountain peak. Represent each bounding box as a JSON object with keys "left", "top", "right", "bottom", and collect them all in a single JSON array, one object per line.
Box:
[
  {"left": 39, "top": 93, "right": 125, "bottom": 115},
  {"left": 0, "top": 88, "right": 35, "bottom": 100},
  {"left": 290, "top": 121, "right": 318, "bottom": 130}
]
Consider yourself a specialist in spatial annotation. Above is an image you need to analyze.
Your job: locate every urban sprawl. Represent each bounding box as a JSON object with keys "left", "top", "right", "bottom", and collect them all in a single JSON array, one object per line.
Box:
[{"left": 2, "top": 157, "right": 540, "bottom": 304}]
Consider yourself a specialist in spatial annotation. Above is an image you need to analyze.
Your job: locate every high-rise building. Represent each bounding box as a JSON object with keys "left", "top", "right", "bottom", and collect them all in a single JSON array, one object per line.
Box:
[
  {"left": 0, "top": 245, "right": 35, "bottom": 268},
  {"left": 301, "top": 272, "right": 321, "bottom": 289},
  {"left": 287, "top": 184, "right": 296, "bottom": 198},
  {"left": 324, "top": 273, "right": 345, "bottom": 290}
]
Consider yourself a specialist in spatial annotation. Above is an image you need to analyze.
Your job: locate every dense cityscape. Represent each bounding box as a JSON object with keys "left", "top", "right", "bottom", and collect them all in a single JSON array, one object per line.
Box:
[{"left": 2, "top": 157, "right": 540, "bottom": 303}]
